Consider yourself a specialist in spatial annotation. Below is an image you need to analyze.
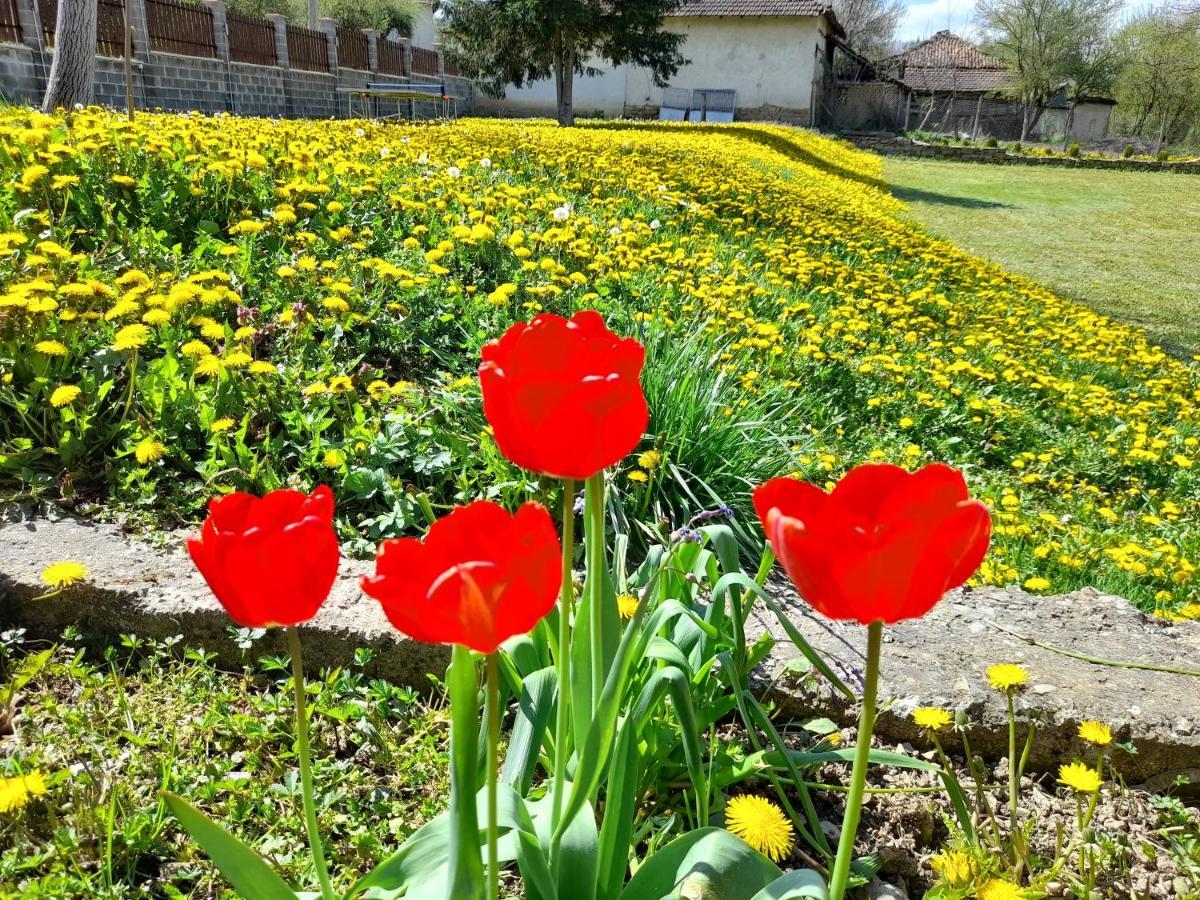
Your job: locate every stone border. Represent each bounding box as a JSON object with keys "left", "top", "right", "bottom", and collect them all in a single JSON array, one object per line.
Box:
[
  {"left": 3, "top": 512, "right": 1198, "bottom": 783},
  {"left": 845, "top": 134, "right": 1200, "bottom": 174}
]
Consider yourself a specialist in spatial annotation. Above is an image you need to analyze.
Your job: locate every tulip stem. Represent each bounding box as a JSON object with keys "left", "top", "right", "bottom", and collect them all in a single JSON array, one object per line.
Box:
[
  {"left": 486, "top": 652, "right": 501, "bottom": 900},
  {"left": 287, "top": 627, "right": 335, "bottom": 900},
  {"left": 828, "top": 619, "right": 882, "bottom": 900},
  {"left": 551, "top": 478, "right": 575, "bottom": 832},
  {"left": 585, "top": 473, "right": 606, "bottom": 713}
]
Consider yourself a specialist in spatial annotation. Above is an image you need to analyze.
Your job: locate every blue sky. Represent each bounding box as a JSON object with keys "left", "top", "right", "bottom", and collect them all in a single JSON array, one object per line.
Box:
[
  {"left": 897, "top": 0, "right": 979, "bottom": 42},
  {"left": 896, "top": 0, "right": 1151, "bottom": 44}
]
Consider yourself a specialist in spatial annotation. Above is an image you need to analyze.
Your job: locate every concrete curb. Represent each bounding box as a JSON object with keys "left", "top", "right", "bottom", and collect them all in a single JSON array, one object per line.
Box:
[
  {"left": 3, "top": 511, "right": 1198, "bottom": 783},
  {"left": 0, "top": 512, "right": 449, "bottom": 686}
]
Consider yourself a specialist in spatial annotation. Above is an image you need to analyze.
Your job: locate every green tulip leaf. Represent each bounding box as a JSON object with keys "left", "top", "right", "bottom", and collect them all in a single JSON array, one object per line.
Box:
[
  {"left": 619, "top": 827, "right": 781, "bottom": 900},
  {"left": 162, "top": 792, "right": 298, "bottom": 900}
]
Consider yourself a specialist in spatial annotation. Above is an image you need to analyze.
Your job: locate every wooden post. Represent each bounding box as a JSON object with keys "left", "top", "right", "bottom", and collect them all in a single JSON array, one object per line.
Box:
[{"left": 971, "top": 93, "right": 983, "bottom": 140}]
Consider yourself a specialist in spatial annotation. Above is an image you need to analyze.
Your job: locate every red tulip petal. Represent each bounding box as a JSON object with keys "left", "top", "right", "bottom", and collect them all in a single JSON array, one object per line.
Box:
[
  {"left": 752, "top": 477, "right": 827, "bottom": 531},
  {"left": 206, "top": 492, "right": 256, "bottom": 532},
  {"left": 767, "top": 510, "right": 846, "bottom": 619},
  {"left": 944, "top": 500, "right": 992, "bottom": 588},
  {"left": 876, "top": 464, "right": 970, "bottom": 526},
  {"left": 826, "top": 463, "right": 909, "bottom": 533}
]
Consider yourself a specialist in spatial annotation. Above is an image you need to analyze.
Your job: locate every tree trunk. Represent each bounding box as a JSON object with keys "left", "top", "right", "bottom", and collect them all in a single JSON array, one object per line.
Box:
[
  {"left": 1020, "top": 105, "right": 1031, "bottom": 142},
  {"left": 1061, "top": 104, "right": 1075, "bottom": 151},
  {"left": 555, "top": 40, "right": 575, "bottom": 127},
  {"left": 42, "top": 0, "right": 98, "bottom": 112}
]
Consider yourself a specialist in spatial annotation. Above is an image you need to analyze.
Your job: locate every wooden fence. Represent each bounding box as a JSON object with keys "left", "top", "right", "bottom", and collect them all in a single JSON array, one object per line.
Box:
[
  {"left": 0, "top": 0, "right": 22, "bottom": 44},
  {"left": 226, "top": 9, "right": 275, "bottom": 67},
  {"left": 377, "top": 38, "right": 405, "bottom": 76},
  {"left": 40, "top": 0, "right": 127, "bottom": 57},
  {"left": 144, "top": 0, "right": 214, "bottom": 57},
  {"left": 411, "top": 44, "right": 437, "bottom": 76},
  {"left": 285, "top": 22, "right": 327, "bottom": 72},
  {"left": 336, "top": 26, "right": 367, "bottom": 71},
  {"left": 24, "top": 0, "right": 449, "bottom": 83}
]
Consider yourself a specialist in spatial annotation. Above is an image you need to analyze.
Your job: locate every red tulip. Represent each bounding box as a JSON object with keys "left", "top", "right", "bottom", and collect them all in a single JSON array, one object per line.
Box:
[
  {"left": 361, "top": 500, "right": 561, "bottom": 654},
  {"left": 478, "top": 310, "right": 649, "bottom": 480},
  {"left": 753, "top": 464, "right": 991, "bottom": 624},
  {"left": 187, "top": 486, "right": 340, "bottom": 628}
]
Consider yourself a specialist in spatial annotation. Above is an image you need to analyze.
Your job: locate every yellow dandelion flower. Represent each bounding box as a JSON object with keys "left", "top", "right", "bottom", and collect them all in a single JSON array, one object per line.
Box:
[
  {"left": 637, "top": 449, "right": 662, "bottom": 470},
  {"left": 195, "top": 356, "right": 223, "bottom": 378},
  {"left": 41, "top": 561, "right": 88, "bottom": 588},
  {"left": 929, "top": 848, "right": 973, "bottom": 886},
  {"left": 0, "top": 771, "right": 48, "bottom": 813},
  {"left": 323, "top": 449, "right": 345, "bottom": 468},
  {"left": 724, "top": 795, "right": 793, "bottom": 862},
  {"left": 134, "top": 438, "right": 166, "bottom": 465},
  {"left": 627, "top": 469, "right": 649, "bottom": 483},
  {"left": 50, "top": 384, "right": 81, "bottom": 408},
  {"left": 1058, "top": 761, "right": 1102, "bottom": 794},
  {"left": 210, "top": 418, "right": 236, "bottom": 434},
  {"left": 1022, "top": 577, "right": 1052, "bottom": 593},
  {"left": 978, "top": 879, "right": 1025, "bottom": 900},
  {"left": 617, "top": 594, "right": 639, "bottom": 619},
  {"left": 112, "top": 323, "right": 149, "bottom": 351},
  {"left": 986, "top": 663, "right": 1029, "bottom": 692},
  {"left": 35, "top": 340, "right": 68, "bottom": 356},
  {"left": 249, "top": 360, "right": 277, "bottom": 376},
  {"left": 912, "top": 707, "right": 953, "bottom": 732},
  {"left": 1077, "top": 720, "right": 1112, "bottom": 746}
]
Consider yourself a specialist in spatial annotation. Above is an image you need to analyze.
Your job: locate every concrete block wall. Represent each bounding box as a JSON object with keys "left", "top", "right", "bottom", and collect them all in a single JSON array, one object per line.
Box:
[{"left": 0, "top": 0, "right": 474, "bottom": 118}]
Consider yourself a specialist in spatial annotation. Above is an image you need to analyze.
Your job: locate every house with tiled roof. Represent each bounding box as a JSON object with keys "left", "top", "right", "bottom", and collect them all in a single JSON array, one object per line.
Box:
[
  {"left": 829, "top": 30, "right": 1114, "bottom": 141},
  {"left": 891, "top": 30, "right": 1014, "bottom": 95},
  {"left": 476, "top": 0, "right": 842, "bottom": 124}
]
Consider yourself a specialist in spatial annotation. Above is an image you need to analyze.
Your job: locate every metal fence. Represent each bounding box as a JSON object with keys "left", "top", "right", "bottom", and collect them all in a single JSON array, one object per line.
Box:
[
  {"left": 377, "top": 38, "right": 405, "bottom": 76},
  {"left": 144, "top": 0, "right": 214, "bottom": 57},
  {"left": 0, "top": 0, "right": 22, "bottom": 44},
  {"left": 41, "top": 0, "right": 128, "bottom": 56},
  {"left": 226, "top": 9, "right": 275, "bottom": 66},
  {"left": 411, "top": 44, "right": 437, "bottom": 76}
]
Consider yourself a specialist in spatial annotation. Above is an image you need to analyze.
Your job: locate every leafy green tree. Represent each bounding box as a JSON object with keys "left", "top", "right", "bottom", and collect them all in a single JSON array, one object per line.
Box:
[
  {"left": 976, "top": 0, "right": 1121, "bottom": 140},
  {"left": 441, "top": 0, "right": 687, "bottom": 126},
  {"left": 1112, "top": 8, "right": 1200, "bottom": 150},
  {"left": 224, "top": 0, "right": 416, "bottom": 35}
]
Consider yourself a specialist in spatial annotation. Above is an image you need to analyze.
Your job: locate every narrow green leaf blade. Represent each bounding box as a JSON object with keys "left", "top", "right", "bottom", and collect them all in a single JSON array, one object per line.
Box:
[{"left": 162, "top": 792, "right": 298, "bottom": 900}]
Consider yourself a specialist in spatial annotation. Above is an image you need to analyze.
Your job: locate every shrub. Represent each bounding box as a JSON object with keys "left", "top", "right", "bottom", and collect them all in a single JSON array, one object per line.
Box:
[
  {"left": 1067, "top": 143, "right": 1081, "bottom": 158},
  {"left": 1123, "top": 144, "right": 1135, "bottom": 158},
  {"left": 1011, "top": 142, "right": 1022, "bottom": 152},
  {"left": 984, "top": 136, "right": 998, "bottom": 148},
  {"left": 1158, "top": 149, "right": 1170, "bottom": 162}
]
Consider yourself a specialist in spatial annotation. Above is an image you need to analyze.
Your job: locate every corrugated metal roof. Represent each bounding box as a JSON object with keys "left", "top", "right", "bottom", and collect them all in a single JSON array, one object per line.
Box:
[{"left": 670, "top": 0, "right": 833, "bottom": 17}]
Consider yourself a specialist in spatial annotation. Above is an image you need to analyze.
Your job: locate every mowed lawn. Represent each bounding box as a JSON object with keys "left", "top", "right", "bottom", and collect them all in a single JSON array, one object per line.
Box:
[{"left": 883, "top": 158, "right": 1200, "bottom": 358}]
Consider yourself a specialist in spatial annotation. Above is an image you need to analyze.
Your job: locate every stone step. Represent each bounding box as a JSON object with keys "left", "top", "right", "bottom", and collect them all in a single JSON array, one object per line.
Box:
[
  {"left": 2, "top": 511, "right": 1196, "bottom": 783},
  {"left": 749, "top": 579, "right": 1200, "bottom": 785}
]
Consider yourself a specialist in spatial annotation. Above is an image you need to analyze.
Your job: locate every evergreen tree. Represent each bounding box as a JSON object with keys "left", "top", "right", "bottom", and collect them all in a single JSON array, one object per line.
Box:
[{"left": 442, "top": 0, "right": 686, "bottom": 125}]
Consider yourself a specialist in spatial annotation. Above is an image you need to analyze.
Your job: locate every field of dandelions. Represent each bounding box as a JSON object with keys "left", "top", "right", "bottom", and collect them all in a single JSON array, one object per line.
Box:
[{"left": 3, "top": 110, "right": 1196, "bottom": 613}]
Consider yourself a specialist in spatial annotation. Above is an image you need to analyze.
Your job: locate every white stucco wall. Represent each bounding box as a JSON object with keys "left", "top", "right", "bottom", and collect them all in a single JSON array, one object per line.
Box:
[
  {"left": 474, "top": 14, "right": 831, "bottom": 123},
  {"left": 410, "top": 2, "right": 438, "bottom": 49},
  {"left": 474, "top": 63, "right": 630, "bottom": 119},
  {"left": 625, "top": 16, "right": 827, "bottom": 121}
]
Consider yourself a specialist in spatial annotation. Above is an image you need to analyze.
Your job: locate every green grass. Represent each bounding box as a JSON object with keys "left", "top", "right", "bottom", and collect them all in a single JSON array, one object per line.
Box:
[
  {"left": 0, "top": 630, "right": 449, "bottom": 898},
  {"left": 883, "top": 158, "right": 1200, "bottom": 358}
]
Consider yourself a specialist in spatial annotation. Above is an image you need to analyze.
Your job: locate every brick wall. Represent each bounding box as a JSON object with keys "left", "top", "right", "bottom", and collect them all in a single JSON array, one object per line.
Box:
[{"left": 0, "top": 0, "right": 474, "bottom": 118}]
